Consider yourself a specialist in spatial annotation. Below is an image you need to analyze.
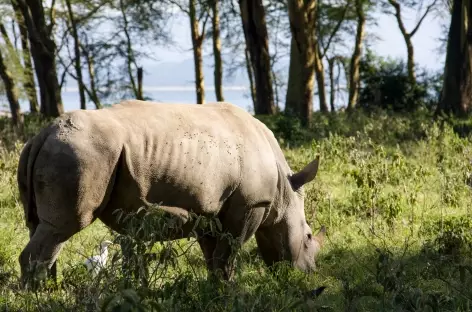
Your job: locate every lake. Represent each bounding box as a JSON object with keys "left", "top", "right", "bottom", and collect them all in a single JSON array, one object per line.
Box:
[{"left": 10, "top": 87, "right": 258, "bottom": 114}]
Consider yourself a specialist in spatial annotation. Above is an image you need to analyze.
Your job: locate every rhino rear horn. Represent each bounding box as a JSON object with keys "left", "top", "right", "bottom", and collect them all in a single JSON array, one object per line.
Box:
[{"left": 289, "top": 155, "right": 320, "bottom": 191}]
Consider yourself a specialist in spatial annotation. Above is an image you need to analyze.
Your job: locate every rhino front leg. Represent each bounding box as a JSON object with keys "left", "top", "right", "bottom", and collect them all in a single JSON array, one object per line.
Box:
[
  {"left": 211, "top": 204, "right": 267, "bottom": 280},
  {"left": 197, "top": 234, "right": 217, "bottom": 272}
]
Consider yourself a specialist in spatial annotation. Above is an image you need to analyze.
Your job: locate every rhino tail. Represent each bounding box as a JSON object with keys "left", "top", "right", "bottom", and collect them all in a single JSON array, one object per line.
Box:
[{"left": 21, "top": 126, "right": 54, "bottom": 232}]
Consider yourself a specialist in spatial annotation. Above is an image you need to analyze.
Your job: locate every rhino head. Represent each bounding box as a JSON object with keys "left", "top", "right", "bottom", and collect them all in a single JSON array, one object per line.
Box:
[{"left": 255, "top": 155, "right": 326, "bottom": 274}]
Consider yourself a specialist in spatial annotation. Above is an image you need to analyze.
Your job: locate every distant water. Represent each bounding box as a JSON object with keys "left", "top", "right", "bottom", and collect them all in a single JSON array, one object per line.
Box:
[{"left": 14, "top": 88, "right": 257, "bottom": 114}]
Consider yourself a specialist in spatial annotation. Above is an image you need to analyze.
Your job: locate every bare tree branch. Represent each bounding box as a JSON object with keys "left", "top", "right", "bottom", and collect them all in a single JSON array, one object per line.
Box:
[
  {"left": 320, "top": 0, "right": 352, "bottom": 58},
  {"left": 167, "top": 0, "right": 190, "bottom": 14},
  {"left": 47, "top": 0, "right": 57, "bottom": 36},
  {"left": 410, "top": 0, "right": 438, "bottom": 37},
  {"left": 199, "top": 11, "right": 210, "bottom": 43}
]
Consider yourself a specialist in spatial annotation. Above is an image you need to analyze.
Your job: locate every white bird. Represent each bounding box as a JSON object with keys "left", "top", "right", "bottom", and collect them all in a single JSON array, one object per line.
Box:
[{"left": 84, "top": 240, "right": 114, "bottom": 275}]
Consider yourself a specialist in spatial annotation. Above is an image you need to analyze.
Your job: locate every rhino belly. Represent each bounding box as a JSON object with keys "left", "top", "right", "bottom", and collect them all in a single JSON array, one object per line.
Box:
[{"left": 104, "top": 136, "right": 241, "bottom": 220}]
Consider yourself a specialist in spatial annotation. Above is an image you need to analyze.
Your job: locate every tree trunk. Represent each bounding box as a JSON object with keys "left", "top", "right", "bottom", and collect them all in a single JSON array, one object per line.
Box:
[
  {"left": 14, "top": 6, "right": 39, "bottom": 114},
  {"left": 388, "top": 0, "right": 416, "bottom": 85},
  {"left": 189, "top": 0, "right": 205, "bottom": 104},
  {"left": 137, "top": 67, "right": 143, "bottom": 100},
  {"left": 315, "top": 43, "right": 328, "bottom": 112},
  {"left": 437, "top": 0, "right": 472, "bottom": 116},
  {"left": 0, "top": 49, "right": 23, "bottom": 127},
  {"left": 405, "top": 40, "right": 415, "bottom": 85},
  {"left": 285, "top": 38, "right": 302, "bottom": 115},
  {"left": 245, "top": 47, "right": 257, "bottom": 109},
  {"left": 211, "top": 0, "right": 224, "bottom": 102},
  {"left": 238, "top": 0, "right": 275, "bottom": 115},
  {"left": 65, "top": 0, "right": 86, "bottom": 110},
  {"left": 272, "top": 67, "right": 280, "bottom": 112},
  {"left": 388, "top": 0, "right": 436, "bottom": 87},
  {"left": 347, "top": 0, "right": 365, "bottom": 111},
  {"left": 328, "top": 57, "right": 336, "bottom": 112},
  {"left": 1, "top": 19, "right": 39, "bottom": 115},
  {"left": 286, "top": 0, "right": 317, "bottom": 124},
  {"left": 11, "top": 19, "right": 19, "bottom": 49},
  {"left": 119, "top": 0, "right": 140, "bottom": 99},
  {"left": 16, "top": 0, "right": 63, "bottom": 117},
  {"left": 84, "top": 48, "right": 101, "bottom": 109}
]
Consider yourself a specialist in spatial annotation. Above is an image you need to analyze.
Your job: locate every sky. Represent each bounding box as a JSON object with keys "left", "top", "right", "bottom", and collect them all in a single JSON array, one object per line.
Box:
[{"left": 145, "top": 4, "right": 449, "bottom": 73}]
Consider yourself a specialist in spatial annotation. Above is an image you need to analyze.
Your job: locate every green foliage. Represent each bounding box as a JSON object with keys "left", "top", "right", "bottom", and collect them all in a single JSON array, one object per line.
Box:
[
  {"left": 358, "top": 49, "right": 442, "bottom": 112},
  {"left": 0, "top": 110, "right": 472, "bottom": 311},
  {"left": 422, "top": 216, "right": 472, "bottom": 258}
]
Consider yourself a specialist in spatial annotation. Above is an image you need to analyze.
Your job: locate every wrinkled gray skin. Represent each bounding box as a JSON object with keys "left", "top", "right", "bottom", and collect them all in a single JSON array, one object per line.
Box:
[{"left": 17, "top": 100, "right": 326, "bottom": 286}]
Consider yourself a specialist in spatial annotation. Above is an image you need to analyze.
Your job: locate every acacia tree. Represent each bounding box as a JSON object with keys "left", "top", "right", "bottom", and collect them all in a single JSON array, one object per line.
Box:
[
  {"left": 56, "top": 0, "right": 169, "bottom": 108},
  {"left": 286, "top": 0, "right": 317, "bottom": 124},
  {"left": 347, "top": 0, "right": 365, "bottom": 110},
  {"left": 64, "top": 0, "right": 87, "bottom": 109},
  {"left": 239, "top": 0, "right": 275, "bottom": 115},
  {"left": 11, "top": 3, "right": 39, "bottom": 113},
  {"left": 316, "top": 0, "right": 352, "bottom": 112},
  {"left": 326, "top": 55, "right": 345, "bottom": 111},
  {"left": 169, "top": 0, "right": 209, "bottom": 104},
  {"left": 118, "top": 0, "right": 143, "bottom": 100},
  {"left": 14, "top": 0, "right": 64, "bottom": 117},
  {"left": 0, "top": 32, "right": 22, "bottom": 127},
  {"left": 384, "top": 0, "right": 438, "bottom": 86},
  {"left": 211, "top": 0, "right": 224, "bottom": 101},
  {"left": 436, "top": 0, "right": 472, "bottom": 116}
]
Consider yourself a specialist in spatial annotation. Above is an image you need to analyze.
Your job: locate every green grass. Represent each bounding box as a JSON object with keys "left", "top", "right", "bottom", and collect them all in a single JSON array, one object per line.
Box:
[{"left": 0, "top": 110, "right": 471, "bottom": 311}]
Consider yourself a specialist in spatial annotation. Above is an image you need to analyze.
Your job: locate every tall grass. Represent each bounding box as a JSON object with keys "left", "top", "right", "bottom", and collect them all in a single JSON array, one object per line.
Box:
[{"left": 0, "top": 110, "right": 471, "bottom": 311}]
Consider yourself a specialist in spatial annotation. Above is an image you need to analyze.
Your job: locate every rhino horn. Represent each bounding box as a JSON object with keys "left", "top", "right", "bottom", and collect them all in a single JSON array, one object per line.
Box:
[{"left": 289, "top": 155, "right": 320, "bottom": 191}]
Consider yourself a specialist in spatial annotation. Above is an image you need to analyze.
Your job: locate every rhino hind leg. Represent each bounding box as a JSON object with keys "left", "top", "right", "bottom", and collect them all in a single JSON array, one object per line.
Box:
[
  {"left": 19, "top": 222, "right": 71, "bottom": 289},
  {"left": 26, "top": 222, "right": 58, "bottom": 285}
]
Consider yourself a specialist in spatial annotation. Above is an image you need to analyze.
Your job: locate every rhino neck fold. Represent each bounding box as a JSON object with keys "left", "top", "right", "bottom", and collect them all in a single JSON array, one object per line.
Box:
[{"left": 260, "top": 161, "right": 293, "bottom": 227}]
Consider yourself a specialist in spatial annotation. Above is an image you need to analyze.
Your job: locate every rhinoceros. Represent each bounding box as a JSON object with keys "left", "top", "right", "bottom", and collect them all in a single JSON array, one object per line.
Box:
[{"left": 16, "top": 100, "right": 325, "bottom": 285}]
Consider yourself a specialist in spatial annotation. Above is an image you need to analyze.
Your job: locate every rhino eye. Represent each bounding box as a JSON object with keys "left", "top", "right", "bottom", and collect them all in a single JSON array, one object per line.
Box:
[{"left": 307, "top": 233, "right": 312, "bottom": 240}]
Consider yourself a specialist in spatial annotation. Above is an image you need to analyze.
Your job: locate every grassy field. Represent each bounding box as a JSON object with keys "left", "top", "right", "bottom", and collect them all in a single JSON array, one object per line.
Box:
[{"left": 0, "top": 110, "right": 471, "bottom": 311}]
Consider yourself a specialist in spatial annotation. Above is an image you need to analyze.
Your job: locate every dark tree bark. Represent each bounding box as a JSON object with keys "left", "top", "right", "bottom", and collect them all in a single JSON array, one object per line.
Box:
[
  {"left": 436, "top": 0, "right": 472, "bottom": 116},
  {"left": 286, "top": 0, "right": 317, "bottom": 124},
  {"left": 65, "top": 0, "right": 86, "bottom": 110},
  {"left": 211, "top": 0, "right": 224, "bottom": 101},
  {"left": 285, "top": 38, "right": 302, "bottom": 116},
  {"left": 328, "top": 57, "right": 336, "bottom": 112},
  {"left": 15, "top": 0, "right": 64, "bottom": 117},
  {"left": 238, "top": 0, "right": 275, "bottom": 115},
  {"left": 244, "top": 47, "right": 257, "bottom": 109},
  {"left": 0, "top": 48, "right": 23, "bottom": 127},
  {"left": 137, "top": 67, "right": 143, "bottom": 100}
]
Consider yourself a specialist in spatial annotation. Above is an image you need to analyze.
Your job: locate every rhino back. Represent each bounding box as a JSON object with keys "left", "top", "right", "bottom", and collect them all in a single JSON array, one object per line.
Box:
[{"left": 52, "top": 101, "right": 280, "bottom": 217}]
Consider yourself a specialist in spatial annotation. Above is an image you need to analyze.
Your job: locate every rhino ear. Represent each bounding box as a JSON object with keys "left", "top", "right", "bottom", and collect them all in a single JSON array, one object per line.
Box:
[{"left": 289, "top": 155, "right": 320, "bottom": 191}]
